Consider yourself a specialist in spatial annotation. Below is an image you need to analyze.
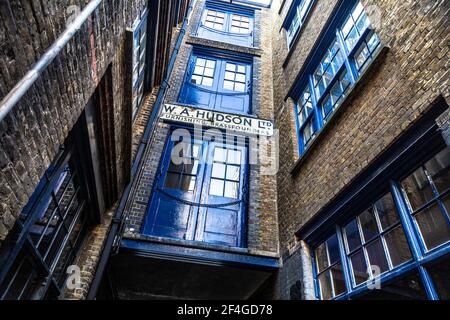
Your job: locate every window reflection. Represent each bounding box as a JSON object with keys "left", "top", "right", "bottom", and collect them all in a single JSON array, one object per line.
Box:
[
  {"left": 209, "top": 147, "right": 242, "bottom": 199},
  {"left": 414, "top": 203, "right": 450, "bottom": 250},
  {"left": 354, "top": 272, "right": 427, "bottom": 300},
  {"left": 343, "top": 193, "right": 412, "bottom": 287},
  {"left": 402, "top": 167, "right": 435, "bottom": 210},
  {"left": 424, "top": 148, "right": 450, "bottom": 194},
  {"left": 315, "top": 233, "right": 347, "bottom": 299},
  {"left": 165, "top": 142, "right": 201, "bottom": 193},
  {"left": 384, "top": 226, "right": 411, "bottom": 267},
  {"left": 427, "top": 256, "right": 450, "bottom": 299},
  {"left": 401, "top": 147, "right": 450, "bottom": 251}
]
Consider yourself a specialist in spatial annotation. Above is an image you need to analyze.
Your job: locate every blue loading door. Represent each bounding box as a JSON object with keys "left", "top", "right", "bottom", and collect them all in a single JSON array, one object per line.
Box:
[
  {"left": 143, "top": 138, "right": 248, "bottom": 247},
  {"left": 196, "top": 8, "right": 254, "bottom": 47},
  {"left": 179, "top": 55, "right": 251, "bottom": 115}
]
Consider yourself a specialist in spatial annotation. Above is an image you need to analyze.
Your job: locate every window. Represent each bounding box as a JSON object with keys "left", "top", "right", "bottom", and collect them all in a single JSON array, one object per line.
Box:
[
  {"left": 230, "top": 14, "right": 251, "bottom": 34},
  {"left": 210, "top": 147, "right": 242, "bottom": 199},
  {"left": 284, "top": 0, "right": 314, "bottom": 48},
  {"left": 343, "top": 194, "right": 412, "bottom": 286},
  {"left": 224, "top": 63, "right": 247, "bottom": 92},
  {"left": 131, "top": 9, "right": 148, "bottom": 120},
  {"left": 311, "top": 146, "right": 450, "bottom": 300},
  {"left": 191, "top": 58, "right": 216, "bottom": 87},
  {"left": 229, "top": 0, "right": 272, "bottom": 6},
  {"left": 295, "top": 86, "right": 316, "bottom": 150},
  {"left": 292, "top": 1, "right": 381, "bottom": 156},
  {"left": 401, "top": 148, "right": 450, "bottom": 251},
  {"left": 197, "top": 3, "right": 255, "bottom": 47},
  {"left": 143, "top": 133, "right": 248, "bottom": 247},
  {"left": 179, "top": 52, "right": 251, "bottom": 114},
  {"left": 164, "top": 142, "right": 201, "bottom": 193},
  {"left": 204, "top": 10, "right": 226, "bottom": 30},
  {"left": 341, "top": 2, "right": 370, "bottom": 51},
  {"left": 315, "top": 234, "right": 347, "bottom": 299},
  {"left": 0, "top": 143, "right": 94, "bottom": 300}
]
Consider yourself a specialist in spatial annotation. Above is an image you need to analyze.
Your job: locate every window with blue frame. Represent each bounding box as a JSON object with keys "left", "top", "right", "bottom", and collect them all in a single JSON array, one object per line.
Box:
[
  {"left": 312, "top": 146, "right": 450, "bottom": 300},
  {"left": 131, "top": 9, "right": 148, "bottom": 120},
  {"left": 143, "top": 130, "right": 249, "bottom": 248},
  {"left": 179, "top": 50, "right": 252, "bottom": 115},
  {"left": 292, "top": 1, "right": 381, "bottom": 155},
  {"left": 197, "top": 2, "right": 255, "bottom": 47},
  {"left": 283, "top": 0, "right": 314, "bottom": 48},
  {"left": 295, "top": 86, "right": 316, "bottom": 147}
]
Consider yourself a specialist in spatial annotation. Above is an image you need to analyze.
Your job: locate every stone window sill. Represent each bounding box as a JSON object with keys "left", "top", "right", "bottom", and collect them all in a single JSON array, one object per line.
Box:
[{"left": 186, "top": 35, "right": 262, "bottom": 56}]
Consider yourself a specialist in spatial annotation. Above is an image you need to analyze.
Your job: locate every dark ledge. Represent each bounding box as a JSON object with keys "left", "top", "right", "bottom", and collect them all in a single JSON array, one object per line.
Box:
[{"left": 187, "top": 35, "right": 262, "bottom": 56}]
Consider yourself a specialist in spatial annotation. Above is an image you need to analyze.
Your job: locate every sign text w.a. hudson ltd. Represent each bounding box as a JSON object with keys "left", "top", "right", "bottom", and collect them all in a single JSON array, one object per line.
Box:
[{"left": 160, "top": 104, "right": 274, "bottom": 136}]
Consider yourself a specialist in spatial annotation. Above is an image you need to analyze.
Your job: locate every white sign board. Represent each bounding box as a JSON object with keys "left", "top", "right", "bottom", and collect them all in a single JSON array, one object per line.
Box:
[{"left": 160, "top": 104, "right": 274, "bottom": 136}]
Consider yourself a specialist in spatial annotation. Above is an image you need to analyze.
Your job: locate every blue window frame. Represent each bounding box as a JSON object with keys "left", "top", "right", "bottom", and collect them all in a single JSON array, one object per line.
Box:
[
  {"left": 197, "top": 1, "right": 255, "bottom": 47},
  {"left": 291, "top": 1, "right": 381, "bottom": 156},
  {"left": 311, "top": 146, "right": 450, "bottom": 300},
  {"left": 295, "top": 86, "right": 316, "bottom": 151},
  {"left": 179, "top": 50, "right": 252, "bottom": 115},
  {"left": 143, "top": 129, "right": 249, "bottom": 248},
  {"left": 283, "top": 0, "right": 315, "bottom": 48},
  {"left": 131, "top": 9, "right": 148, "bottom": 120}
]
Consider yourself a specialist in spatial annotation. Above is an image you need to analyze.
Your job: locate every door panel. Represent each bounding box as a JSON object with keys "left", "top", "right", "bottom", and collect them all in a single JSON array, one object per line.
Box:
[
  {"left": 202, "top": 207, "right": 239, "bottom": 246},
  {"left": 195, "top": 142, "right": 247, "bottom": 247},
  {"left": 148, "top": 198, "right": 191, "bottom": 239},
  {"left": 182, "top": 84, "right": 217, "bottom": 109},
  {"left": 143, "top": 139, "right": 206, "bottom": 240},
  {"left": 214, "top": 95, "right": 248, "bottom": 114}
]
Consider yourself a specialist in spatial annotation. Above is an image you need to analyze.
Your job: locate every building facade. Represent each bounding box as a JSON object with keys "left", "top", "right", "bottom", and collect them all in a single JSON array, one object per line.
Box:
[
  {"left": 0, "top": 0, "right": 191, "bottom": 299},
  {"left": 0, "top": 0, "right": 449, "bottom": 300},
  {"left": 271, "top": 0, "right": 450, "bottom": 300},
  {"left": 94, "top": 0, "right": 281, "bottom": 300}
]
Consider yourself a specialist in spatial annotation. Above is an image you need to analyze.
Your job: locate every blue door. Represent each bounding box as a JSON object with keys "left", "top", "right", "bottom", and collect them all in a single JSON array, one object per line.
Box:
[
  {"left": 142, "top": 138, "right": 206, "bottom": 240},
  {"left": 143, "top": 136, "right": 248, "bottom": 247},
  {"left": 179, "top": 55, "right": 251, "bottom": 115}
]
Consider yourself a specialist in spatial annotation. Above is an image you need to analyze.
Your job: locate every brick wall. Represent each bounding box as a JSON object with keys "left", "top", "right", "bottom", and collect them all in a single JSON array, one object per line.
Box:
[
  {"left": 131, "top": 87, "right": 160, "bottom": 160},
  {"left": 271, "top": 0, "right": 449, "bottom": 298},
  {"left": 0, "top": 0, "right": 188, "bottom": 300},
  {"left": 0, "top": 0, "right": 148, "bottom": 242}
]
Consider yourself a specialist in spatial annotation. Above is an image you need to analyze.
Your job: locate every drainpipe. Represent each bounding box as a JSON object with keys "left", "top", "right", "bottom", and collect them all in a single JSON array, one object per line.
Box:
[
  {"left": 86, "top": 1, "right": 193, "bottom": 300},
  {"left": 0, "top": 0, "right": 102, "bottom": 122}
]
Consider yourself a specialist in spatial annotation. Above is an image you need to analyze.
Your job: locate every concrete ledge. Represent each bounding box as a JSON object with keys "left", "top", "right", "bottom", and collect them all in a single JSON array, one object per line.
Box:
[{"left": 186, "top": 35, "right": 262, "bottom": 56}]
